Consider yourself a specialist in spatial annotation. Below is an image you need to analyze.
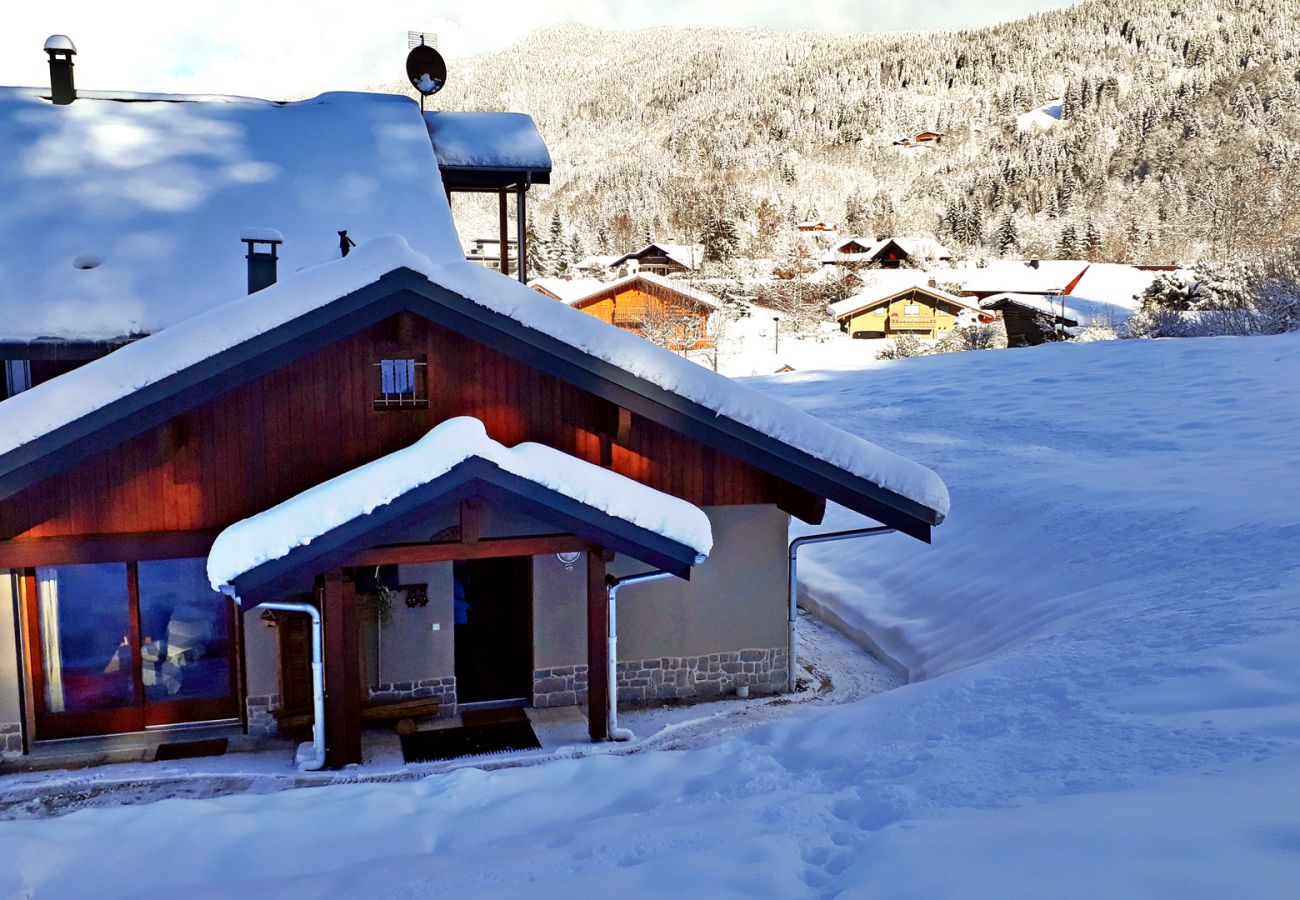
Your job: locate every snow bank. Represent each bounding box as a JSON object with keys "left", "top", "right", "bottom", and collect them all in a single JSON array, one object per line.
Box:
[
  {"left": 4, "top": 334, "right": 1300, "bottom": 897},
  {"left": 208, "top": 416, "right": 712, "bottom": 589},
  {"left": 0, "top": 236, "right": 949, "bottom": 518},
  {"left": 0, "top": 88, "right": 461, "bottom": 340}
]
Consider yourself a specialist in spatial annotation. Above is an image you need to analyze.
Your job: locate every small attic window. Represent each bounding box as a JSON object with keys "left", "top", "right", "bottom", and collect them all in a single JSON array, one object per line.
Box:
[{"left": 372, "top": 356, "right": 428, "bottom": 410}]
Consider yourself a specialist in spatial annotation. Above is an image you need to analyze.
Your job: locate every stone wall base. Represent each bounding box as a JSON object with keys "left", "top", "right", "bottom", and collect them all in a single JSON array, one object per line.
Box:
[
  {"left": 532, "top": 665, "right": 589, "bottom": 708},
  {"left": 618, "top": 647, "right": 788, "bottom": 703},
  {"left": 245, "top": 694, "right": 280, "bottom": 737},
  {"left": 1, "top": 722, "right": 22, "bottom": 757},
  {"left": 370, "top": 677, "right": 457, "bottom": 718},
  {"left": 533, "top": 648, "right": 788, "bottom": 709}
]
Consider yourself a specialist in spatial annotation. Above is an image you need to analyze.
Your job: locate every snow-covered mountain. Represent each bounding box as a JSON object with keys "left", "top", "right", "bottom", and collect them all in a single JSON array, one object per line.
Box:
[{"left": 380, "top": 0, "right": 1300, "bottom": 266}]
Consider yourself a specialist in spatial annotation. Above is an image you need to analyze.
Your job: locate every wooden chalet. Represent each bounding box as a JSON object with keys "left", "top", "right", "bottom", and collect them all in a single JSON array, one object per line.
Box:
[
  {"left": 0, "top": 59, "right": 948, "bottom": 770},
  {"left": 832, "top": 283, "right": 991, "bottom": 339},
  {"left": 531, "top": 273, "right": 720, "bottom": 351},
  {"left": 607, "top": 243, "right": 703, "bottom": 276},
  {"left": 821, "top": 236, "right": 953, "bottom": 270}
]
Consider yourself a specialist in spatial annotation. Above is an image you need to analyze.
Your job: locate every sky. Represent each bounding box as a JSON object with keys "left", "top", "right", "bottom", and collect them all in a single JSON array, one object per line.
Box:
[{"left": 1, "top": 1, "right": 1076, "bottom": 99}]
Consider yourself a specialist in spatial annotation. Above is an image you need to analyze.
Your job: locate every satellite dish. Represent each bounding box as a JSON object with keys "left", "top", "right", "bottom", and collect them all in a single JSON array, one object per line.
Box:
[{"left": 406, "top": 43, "right": 446, "bottom": 97}]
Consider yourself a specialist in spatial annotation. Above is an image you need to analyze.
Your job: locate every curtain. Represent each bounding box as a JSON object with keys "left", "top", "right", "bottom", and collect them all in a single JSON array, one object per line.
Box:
[
  {"left": 380, "top": 359, "right": 416, "bottom": 395},
  {"left": 36, "top": 567, "right": 65, "bottom": 713}
]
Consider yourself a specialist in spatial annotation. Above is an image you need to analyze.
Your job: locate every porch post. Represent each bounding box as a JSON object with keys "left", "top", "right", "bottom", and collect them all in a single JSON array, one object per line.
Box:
[
  {"left": 586, "top": 549, "right": 609, "bottom": 741},
  {"left": 498, "top": 189, "right": 511, "bottom": 278},
  {"left": 322, "top": 568, "right": 362, "bottom": 768}
]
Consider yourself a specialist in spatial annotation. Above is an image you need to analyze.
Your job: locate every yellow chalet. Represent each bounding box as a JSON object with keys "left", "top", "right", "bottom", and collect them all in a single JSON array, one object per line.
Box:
[{"left": 831, "top": 282, "right": 991, "bottom": 339}]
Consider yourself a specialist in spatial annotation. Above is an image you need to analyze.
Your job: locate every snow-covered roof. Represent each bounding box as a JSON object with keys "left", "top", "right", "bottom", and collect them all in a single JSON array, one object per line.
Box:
[
  {"left": 529, "top": 277, "right": 609, "bottom": 303},
  {"left": 609, "top": 243, "right": 704, "bottom": 270},
  {"left": 1066, "top": 263, "right": 1174, "bottom": 312},
  {"left": 948, "top": 260, "right": 1089, "bottom": 296},
  {"left": 1017, "top": 99, "right": 1063, "bottom": 131},
  {"left": 830, "top": 277, "right": 980, "bottom": 320},
  {"left": 557, "top": 271, "right": 722, "bottom": 309},
  {"left": 821, "top": 236, "right": 952, "bottom": 265},
  {"left": 978, "top": 291, "right": 1133, "bottom": 327},
  {"left": 422, "top": 111, "right": 552, "bottom": 172},
  {"left": 0, "top": 235, "right": 950, "bottom": 521},
  {"left": 0, "top": 88, "right": 462, "bottom": 341},
  {"left": 207, "top": 416, "right": 712, "bottom": 590}
]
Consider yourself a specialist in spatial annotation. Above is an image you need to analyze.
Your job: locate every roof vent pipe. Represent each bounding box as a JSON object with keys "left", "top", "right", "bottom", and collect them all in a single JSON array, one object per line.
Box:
[
  {"left": 338, "top": 230, "right": 356, "bottom": 258},
  {"left": 240, "top": 228, "right": 283, "bottom": 294},
  {"left": 44, "top": 35, "right": 76, "bottom": 105}
]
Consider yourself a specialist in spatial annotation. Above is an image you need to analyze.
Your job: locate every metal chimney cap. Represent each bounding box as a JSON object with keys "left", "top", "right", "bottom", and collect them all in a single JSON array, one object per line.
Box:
[{"left": 44, "top": 35, "right": 76, "bottom": 54}]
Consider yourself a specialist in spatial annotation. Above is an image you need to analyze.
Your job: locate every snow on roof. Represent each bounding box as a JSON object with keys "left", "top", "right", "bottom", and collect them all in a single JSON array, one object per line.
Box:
[
  {"left": 1017, "top": 99, "right": 1063, "bottom": 131},
  {"left": 239, "top": 226, "right": 284, "bottom": 243},
  {"left": 978, "top": 291, "right": 1132, "bottom": 327},
  {"left": 0, "top": 235, "right": 950, "bottom": 518},
  {"left": 207, "top": 416, "right": 712, "bottom": 589},
  {"left": 1066, "top": 262, "right": 1174, "bottom": 313},
  {"left": 557, "top": 271, "right": 721, "bottom": 309},
  {"left": 529, "top": 277, "right": 609, "bottom": 303},
  {"left": 422, "top": 111, "right": 551, "bottom": 171},
  {"left": 821, "top": 236, "right": 951, "bottom": 264},
  {"left": 0, "top": 88, "right": 462, "bottom": 341},
  {"left": 830, "top": 274, "right": 979, "bottom": 320},
  {"left": 610, "top": 243, "right": 704, "bottom": 270},
  {"left": 949, "top": 260, "right": 1089, "bottom": 295}
]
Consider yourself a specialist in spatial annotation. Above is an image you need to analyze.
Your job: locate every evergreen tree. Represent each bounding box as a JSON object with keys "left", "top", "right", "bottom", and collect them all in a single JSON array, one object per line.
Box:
[
  {"left": 996, "top": 215, "right": 1019, "bottom": 256},
  {"left": 547, "top": 211, "right": 566, "bottom": 274},
  {"left": 701, "top": 211, "right": 740, "bottom": 263},
  {"left": 524, "top": 221, "right": 546, "bottom": 279}
]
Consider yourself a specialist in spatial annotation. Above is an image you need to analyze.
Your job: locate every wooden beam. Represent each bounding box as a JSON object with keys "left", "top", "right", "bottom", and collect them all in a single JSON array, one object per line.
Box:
[
  {"left": 776, "top": 480, "right": 827, "bottom": 526},
  {"left": 322, "top": 569, "right": 362, "bottom": 768},
  {"left": 498, "top": 189, "right": 510, "bottom": 278},
  {"left": 0, "top": 529, "right": 220, "bottom": 567},
  {"left": 345, "top": 534, "right": 586, "bottom": 568},
  {"left": 587, "top": 548, "right": 609, "bottom": 742},
  {"left": 459, "top": 499, "right": 481, "bottom": 546}
]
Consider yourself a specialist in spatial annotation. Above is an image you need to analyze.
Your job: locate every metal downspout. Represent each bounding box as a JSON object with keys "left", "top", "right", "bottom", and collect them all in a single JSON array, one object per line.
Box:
[
  {"left": 787, "top": 526, "right": 895, "bottom": 693},
  {"left": 605, "top": 570, "right": 674, "bottom": 742},
  {"left": 222, "top": 591, "right": 326, "bottom": 772}
]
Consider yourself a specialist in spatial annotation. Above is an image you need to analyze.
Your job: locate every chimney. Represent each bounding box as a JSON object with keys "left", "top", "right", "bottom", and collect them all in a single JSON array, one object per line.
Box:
[
  {"left": 44, "top": 35, "right": 76, "bottom": 105},
  {"left": 240, "top": 228, "right": 284, "bottom": 294},
  {"left": 1029, "top": 258, "right": 1040, "bottom": 269}
]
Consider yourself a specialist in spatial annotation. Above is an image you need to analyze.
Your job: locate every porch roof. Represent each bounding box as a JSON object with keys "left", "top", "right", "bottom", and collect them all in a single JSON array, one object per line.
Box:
[{"left": 209, "top": 417, "right": 712, "bottom": 602}]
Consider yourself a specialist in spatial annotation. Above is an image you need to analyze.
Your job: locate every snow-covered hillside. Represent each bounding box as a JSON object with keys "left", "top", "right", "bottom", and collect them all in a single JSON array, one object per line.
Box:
[
  {"left": 3, "top": 335, "right": 1299, "bottom": 897},
  {"left": 398, "top": 0, "right": 1300, "bottom": 264}
]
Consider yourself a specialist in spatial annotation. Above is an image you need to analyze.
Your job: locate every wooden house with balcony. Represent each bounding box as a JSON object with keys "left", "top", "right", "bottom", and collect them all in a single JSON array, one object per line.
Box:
[
  {"left": 531, "top": 273, "right": 720, "bottom": 351},
  {"left": 831, "top": 283, "right": 990, "bottom": 339}
]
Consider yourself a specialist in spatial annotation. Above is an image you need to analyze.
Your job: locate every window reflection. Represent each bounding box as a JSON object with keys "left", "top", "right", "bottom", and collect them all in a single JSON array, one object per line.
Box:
[
  {"left": 137, "top": 558, "right": 231, "bottom": 703},
  {"left": 36, "top": 563, "right": 133, "bottom": 713}
]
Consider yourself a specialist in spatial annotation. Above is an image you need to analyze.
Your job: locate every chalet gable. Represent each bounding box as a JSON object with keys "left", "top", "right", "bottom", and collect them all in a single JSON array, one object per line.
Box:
[{"left": 0, "top": 238, "right": 949, "bottom": 541}]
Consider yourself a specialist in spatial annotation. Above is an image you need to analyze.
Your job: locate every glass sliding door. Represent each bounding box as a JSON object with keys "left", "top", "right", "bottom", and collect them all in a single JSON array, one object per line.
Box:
[
  {"left": 137, "top": 558, "right": 237, "bottom": 726},
  {"left": 23, "top": 558, "right": 239, "bottom": 740},
  {"left": 30, "top": 563, "right": 143, "bottom": 738}
]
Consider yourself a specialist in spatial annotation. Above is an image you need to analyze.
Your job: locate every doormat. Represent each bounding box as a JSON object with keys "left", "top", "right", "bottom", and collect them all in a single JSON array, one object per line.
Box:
[
  {"left": 400, "top": 719, "right": 541, "bottom": 763},
  {"left": 154, "top": 738, "right": 229, "bottom": 761},
  {"left": 461, "top": 706, "right": 528, "bottom": 728}
]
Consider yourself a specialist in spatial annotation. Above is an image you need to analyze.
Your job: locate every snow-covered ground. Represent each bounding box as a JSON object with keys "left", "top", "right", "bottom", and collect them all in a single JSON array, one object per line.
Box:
[{"left": 4, "top": 333, "right": 1300, "bottom": 897}]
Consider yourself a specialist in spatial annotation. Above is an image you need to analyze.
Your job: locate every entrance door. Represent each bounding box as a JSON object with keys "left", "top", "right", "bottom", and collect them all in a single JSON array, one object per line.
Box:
[
  {"left": 453, "top": 557, "right": 532, "bottom": 705},
  {"left": 22, "top": 558, "right": 239, "bottom": 740}
]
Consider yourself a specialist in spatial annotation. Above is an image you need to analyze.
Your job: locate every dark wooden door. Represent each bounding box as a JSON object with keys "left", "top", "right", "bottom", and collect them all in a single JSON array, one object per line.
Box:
[{"left": 453, "top": 557, "right": 532, "bottom": 704}]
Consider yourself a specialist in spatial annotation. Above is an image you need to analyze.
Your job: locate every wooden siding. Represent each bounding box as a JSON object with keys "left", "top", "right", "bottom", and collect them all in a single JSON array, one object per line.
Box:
[
  {"left": 0, "top": 313, "right": 775, "bottom": 539},
  {"left": 574, "top": 283, "right": 713, "bottom": 350},
  {"left": 841, "top": 288, "right": 982, "bottom": 339}
]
